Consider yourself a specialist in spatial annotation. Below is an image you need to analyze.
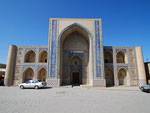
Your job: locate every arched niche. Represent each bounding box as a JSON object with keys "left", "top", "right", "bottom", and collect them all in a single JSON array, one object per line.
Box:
[
  {"left": 39, "top": 51, "right": 48, "bottom": 63},
  {"left": 105, "top": 68, "right": 114, "bottom": 87},
  {"left": 118, "top": 68, "right": 127, "bottom": 85},
  {"left": 38, "top": 68, "right": 47, "bottom": 81},
  {"left": 116, "top": 51, "right": 125, "bottom": 63},
  {"left": 24, "top": 50, "right": 36, "bottom": 63},
  {"left": 104, "top": 51, "right": 113, "bottom": 63},
  {"left": 23, "top": 68, "right": 34, "bottom": 82}
]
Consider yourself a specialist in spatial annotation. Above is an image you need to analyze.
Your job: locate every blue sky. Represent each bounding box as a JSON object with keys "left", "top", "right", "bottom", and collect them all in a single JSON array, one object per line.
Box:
[{"left": 0, "top": 0, "right": 150, "bottom": 64}]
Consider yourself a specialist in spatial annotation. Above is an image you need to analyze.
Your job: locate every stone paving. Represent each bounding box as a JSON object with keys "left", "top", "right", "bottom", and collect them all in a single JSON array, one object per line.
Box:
[{"left": 0, "top": 86, "right": 149, "bottom": 113}]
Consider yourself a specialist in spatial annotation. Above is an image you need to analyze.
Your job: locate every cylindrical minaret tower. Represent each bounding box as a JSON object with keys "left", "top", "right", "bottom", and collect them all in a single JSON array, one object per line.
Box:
[
  {"left": 135, "top": 47, "right": 146, "bottom": 86},
  {"left": 4, "top": 45, "right": 17, "bottom": 86}
]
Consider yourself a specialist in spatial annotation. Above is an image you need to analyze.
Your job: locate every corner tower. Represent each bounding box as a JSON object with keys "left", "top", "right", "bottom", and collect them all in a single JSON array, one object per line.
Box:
[{"left": 48, "top": 18, "right": 105, "bottom": 87}]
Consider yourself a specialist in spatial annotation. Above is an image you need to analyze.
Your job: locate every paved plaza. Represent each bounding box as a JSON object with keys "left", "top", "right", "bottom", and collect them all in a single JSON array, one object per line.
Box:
[{"left": 0, "top": 86, "right": 149, "bottom": 113}]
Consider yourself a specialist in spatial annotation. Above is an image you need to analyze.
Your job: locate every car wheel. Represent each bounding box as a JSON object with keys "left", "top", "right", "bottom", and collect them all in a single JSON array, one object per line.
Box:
[
  {"left": 20, "top": 85, "right": 24, "bottom": 89},
  {"left": 140, "top": 87, "right": 144, "bottom": 91},
  {"left": 34, "top": 85, "right": 39, "bottom": 89}
]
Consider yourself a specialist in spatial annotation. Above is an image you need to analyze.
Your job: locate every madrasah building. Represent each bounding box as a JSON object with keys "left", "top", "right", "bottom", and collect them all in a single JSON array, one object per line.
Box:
[{"left": 4, "top": 18, "right": 147, "bottom": 87}]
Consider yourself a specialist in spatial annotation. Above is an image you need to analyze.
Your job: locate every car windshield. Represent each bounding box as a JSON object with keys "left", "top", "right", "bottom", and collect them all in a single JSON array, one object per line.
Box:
[
  {"left": 144, "top": 85, "right": 148, "bottom": 87},
  {"left": 25, "top": 80, "right": 39, "bottom": 83},
  {"left": 25, "top": 80, "right": 31, "bottom": 83},
  {"left": 147, "top": 84, "right": 150, "bottom": 87},
  {"left": 32, "top": 80, "right": 39, "bottom": 83}
]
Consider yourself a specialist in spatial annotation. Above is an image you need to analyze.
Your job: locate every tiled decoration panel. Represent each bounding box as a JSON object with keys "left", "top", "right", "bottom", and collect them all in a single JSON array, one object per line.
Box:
[
  {"left": 95, "top": 20, "right": 101, "bottom": 77},
  {"left": 50, "top": 20, "right": 58, "bottom": 78}
]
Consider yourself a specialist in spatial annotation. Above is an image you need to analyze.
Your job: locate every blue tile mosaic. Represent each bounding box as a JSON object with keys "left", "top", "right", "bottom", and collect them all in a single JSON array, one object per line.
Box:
[
  {"left": 50, "top": 20, "right": 58, "bottom": 78},
  {"left": 95, "top": 20, "right": 101, "bottom": 77}
]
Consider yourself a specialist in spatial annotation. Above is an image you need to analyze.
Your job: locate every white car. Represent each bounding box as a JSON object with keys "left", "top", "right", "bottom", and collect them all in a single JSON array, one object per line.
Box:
[{"left": 19, "top": 80, "right": 47, "bottom": 89}]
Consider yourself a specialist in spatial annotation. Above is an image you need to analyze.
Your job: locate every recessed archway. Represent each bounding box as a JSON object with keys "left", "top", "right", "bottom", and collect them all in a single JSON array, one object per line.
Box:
[
  {"left": 23, "top": 68, "right": 34, "bottom": 82},
  {"left": 105, "top": 68, "right": 114, "bottom": 87},
  {"left": 70, "top": 56, "right": 82, "bottom": 85},
  {"left": 118, "top": 68, "right": 127, "bottom": 85},
  {"left": 24, "top": 50, "right": 36, "bottom": 63},
  {"left": 104, "top": 51, "right": 113, "bottom": 63},
  {"left": 39, "top": 51, "right": 48, "bottom": 63},
  {"left": 116, "top": 51, "right": 125, "bottom": 63},
  {"left": 38, "top": 68, "right": 47, "bottom": 82},
  {"left": 59, "top": 24, "right": 90, "bottom": 86}
]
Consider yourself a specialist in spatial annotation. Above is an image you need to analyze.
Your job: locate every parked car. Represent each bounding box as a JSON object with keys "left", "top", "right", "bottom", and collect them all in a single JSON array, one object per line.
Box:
[
  {"left": 19, "top": 80, "right": 47, "bottom": 89},
  {"left": 139, "top": 84, "right": 150, "bottom": 93}
]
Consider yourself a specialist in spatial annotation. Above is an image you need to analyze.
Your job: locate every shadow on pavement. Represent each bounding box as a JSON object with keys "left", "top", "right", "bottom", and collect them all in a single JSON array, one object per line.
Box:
[{"left": 40, "top": 86, "right": 52, "bottom": 89}]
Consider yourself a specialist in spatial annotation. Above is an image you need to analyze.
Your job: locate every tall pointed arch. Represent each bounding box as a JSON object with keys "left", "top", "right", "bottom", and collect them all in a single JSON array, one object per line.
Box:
[{"left": 57, "top": 23, "right": 93, "bottom": 86}]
